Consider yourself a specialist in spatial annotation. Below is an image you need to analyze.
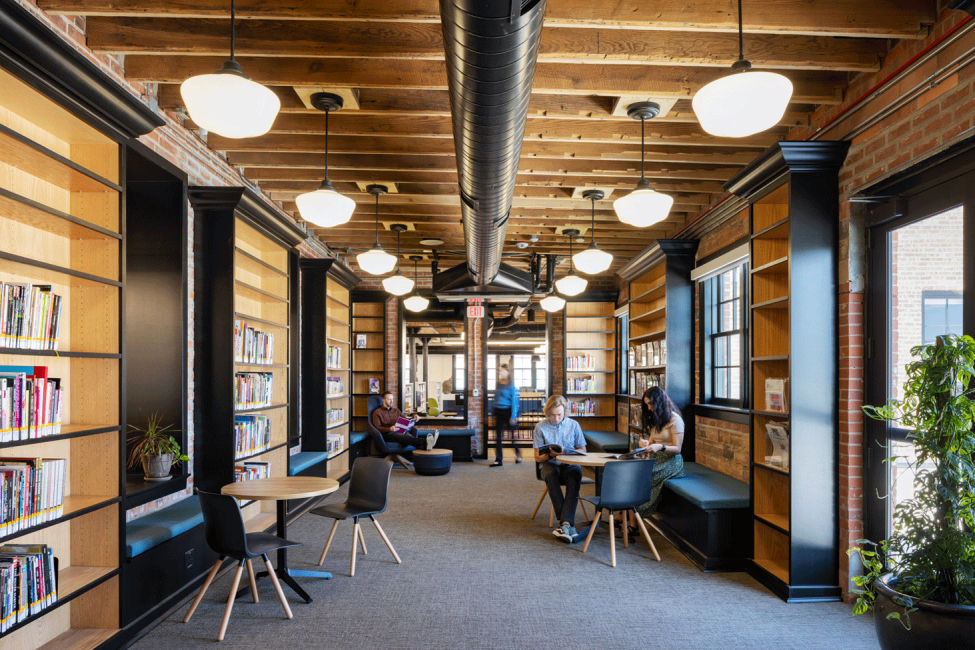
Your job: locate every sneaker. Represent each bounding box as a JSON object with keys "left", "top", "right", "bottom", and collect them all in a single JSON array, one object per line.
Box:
[
  {"left": 552, "top": 523, "right": 577, "bottom": 543},
  {"left": 489, "top": 460, "right": 503, "bottom": 467},
  {"left": 426, "top": 430, "right": 439, "bottom": 450}
]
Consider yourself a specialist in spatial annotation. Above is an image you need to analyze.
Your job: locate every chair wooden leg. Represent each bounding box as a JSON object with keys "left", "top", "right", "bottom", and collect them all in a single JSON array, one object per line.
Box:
[
  {"left": 608, "top": 509, "right": 617, "bottom": 567},
  {"left": 245, "top": 558, "right": 259, "bottom": 602},
  {"left": 262, "top": 555, "right": 294, "bottom": 619},
  {"left": 318, "top": 519, "right": 340, "bottom": 566},
  {"left": 371, "top": 515, "right": 402, "bottom": 564},
  {"left": 622, "top": 511, "right": 629, "bottom": 549},
  {"left": 578, "top": 499, "right": 591, "bottom": 524},
  {"left": 389, "top": 454, "right": 411, "bottom": 469},
  {"left": 549, "top": 503, "right": 555, "bottom": 527},
  {"left": 183, "top": 556, "right": 223, "bottom": 623},
  {"left": 530, "top": 487, "right": 547, "bottom": 520},
  {"left": 350, "top": 519, "right": 360, "bottom": 576},
  {"left": 358, "top": 525, "right": 368, "bottom": 555},
  {"left": 633, "top": 511, "right": 661, "bottom": 562},
  {"left": 581, "top": 510, "right": 600, "bottom": 553},
  {"left": 217, "top": 562, "right": 245, "bottom": 641}
]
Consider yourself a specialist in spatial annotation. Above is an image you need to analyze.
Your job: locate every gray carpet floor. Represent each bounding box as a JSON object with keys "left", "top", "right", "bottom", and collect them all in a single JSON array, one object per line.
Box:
[{"left": 132, "top": 460, "right": 879, "bottom": 649}]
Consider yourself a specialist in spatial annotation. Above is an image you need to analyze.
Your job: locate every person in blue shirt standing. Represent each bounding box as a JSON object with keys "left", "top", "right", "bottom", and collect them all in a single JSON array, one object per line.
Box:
[
  {"left": 533, "top": 394, "right": 587, "bottom": 542},
  {"left": 490, "top": 363, "right": 520, "bottom": 466}
]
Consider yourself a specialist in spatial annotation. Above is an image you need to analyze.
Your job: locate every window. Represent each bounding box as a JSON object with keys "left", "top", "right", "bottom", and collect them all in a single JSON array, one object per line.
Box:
[
  {"left": 618, "top": 313, "right": 629, "bottom": 395},
  {"left": 701, "top": 262, "right": 747, "bottom": 406},
  {"left": 922, "top": 291, "right": 963, "bottom": 345},
  {"left": 486, "top": 355, "right": 497, "bottom": 391},
  {"left": 452, "top": 354, "right": 465, "bottom": 392}
]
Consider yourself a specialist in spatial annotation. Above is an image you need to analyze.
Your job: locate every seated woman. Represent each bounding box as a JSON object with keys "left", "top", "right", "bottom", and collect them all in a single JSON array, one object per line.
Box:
[
  {"left": 533, "top": 394, "right": 587, "bottom": 543},
  {"left": 625, "top": 386, "right": 685, "bottom": 532}
]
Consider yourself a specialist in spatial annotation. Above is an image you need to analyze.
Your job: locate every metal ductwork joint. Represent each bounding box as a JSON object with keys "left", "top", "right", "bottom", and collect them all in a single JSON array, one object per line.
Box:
[{"left": 439, "top": 0, "right": 548, "bottom": 288}]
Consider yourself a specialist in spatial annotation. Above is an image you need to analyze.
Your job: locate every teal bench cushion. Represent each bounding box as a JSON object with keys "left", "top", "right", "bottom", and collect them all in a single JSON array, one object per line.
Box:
[
  {"left": 350, "top": 432, "right": 368, "bottom": 445},
  {"left": 663, "top": 462, "right": 749, "bottom": 510},
  {"left": 289, "top": 451, "right": 329, "bottom": 476},
  {"left": 583, "top": 431, "right": 629, "bottom": 454},
  {"left": 125, "top": 495, "right": 203, "bottom": 559},
  {"left": 416, "top": 428, "right": 474, "bottom": 438}
]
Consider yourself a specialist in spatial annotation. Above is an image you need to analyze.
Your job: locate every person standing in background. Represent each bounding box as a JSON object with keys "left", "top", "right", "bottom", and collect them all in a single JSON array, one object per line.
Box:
[{"left": 490, "top": 364, "right": 520, "bottom": 466}]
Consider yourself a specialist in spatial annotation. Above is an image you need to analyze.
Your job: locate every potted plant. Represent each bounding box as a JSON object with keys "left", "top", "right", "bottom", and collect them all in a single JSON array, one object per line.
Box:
[
  {"left": 126, "top": 412, "right": 188, "bottom": 482},
  {"left": 849, "top": 334, "right": 975, "bottom": 649}
]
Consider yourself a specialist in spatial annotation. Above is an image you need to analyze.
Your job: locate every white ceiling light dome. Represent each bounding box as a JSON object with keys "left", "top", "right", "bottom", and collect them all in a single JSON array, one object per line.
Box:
[
  {"left": 295, "top": 93, "right": 355, "bottom": 227},
  {"left": 540, "top": 294, "right": 566, "bottom": 312},
  {"left": 613, "top": 102, "right": 674, "bottom": 227},
  {"left": 181, "top": 63, "right": 280, "bottom": 139}
]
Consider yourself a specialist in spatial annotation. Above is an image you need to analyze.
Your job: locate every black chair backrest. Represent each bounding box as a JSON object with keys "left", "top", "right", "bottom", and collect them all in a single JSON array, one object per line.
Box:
[
  {"left": 198, "top": 490, "right": 249, "bottom": 558},
  {"left": 346, "top": 457, "right": 394, "bottom": 514},
  {"left": 366, "top": 394, "right": 392, "bottom": 454},
  {"left": 598, "top": 459, "right": 656, "bottom": 510}
]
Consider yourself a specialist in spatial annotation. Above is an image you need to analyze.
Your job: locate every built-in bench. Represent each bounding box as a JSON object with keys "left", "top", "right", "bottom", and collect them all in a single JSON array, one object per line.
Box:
[
  {"left": 288, "top": 451, "right": 330, "bottom": 476},
  {"left": 417, "top": 428, "right": 474, "bottom": 462},
  {"left": 653, "top": 462, "right": 750, "bottom": 572},
  {"left": 582, "top": 430, "right": 630, "bottom": 454},
  {"left": 125, "top": 495, "right": 203, "bottom": 560}
]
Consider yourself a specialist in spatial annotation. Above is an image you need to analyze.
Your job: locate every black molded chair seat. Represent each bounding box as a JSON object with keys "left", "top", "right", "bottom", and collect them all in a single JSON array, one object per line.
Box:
[
  {"left": 310, "top": 457, "right": 402, "bottom": 576},
  {"left": 367, "top": 394, "right": 415, "bottom": 469},
  {"left": 183, "top": 491, "right": 301, "bottom": 641},
  {"left": 580, "top": 459, "right": 662, "bottom": 567}
]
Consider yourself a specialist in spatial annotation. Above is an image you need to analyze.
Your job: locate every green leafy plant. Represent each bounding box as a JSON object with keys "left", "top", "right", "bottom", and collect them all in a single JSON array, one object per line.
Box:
[
  {"left": 126, "top": 412, "right": 188, "bottom": 469},
  {"left": 849, "top": 334, "right": 975, "bottom": 626}
]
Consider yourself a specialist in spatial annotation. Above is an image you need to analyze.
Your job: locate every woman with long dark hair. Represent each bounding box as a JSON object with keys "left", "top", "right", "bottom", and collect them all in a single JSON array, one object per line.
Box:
[{"left": 632, "top": 385, "right": 686, "bottom": 522}]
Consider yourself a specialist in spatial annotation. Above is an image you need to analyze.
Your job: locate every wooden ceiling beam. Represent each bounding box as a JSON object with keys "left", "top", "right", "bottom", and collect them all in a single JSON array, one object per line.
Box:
[
  {"left": 39, "top": 0, "right": 935, "bottom": 38},
  {"left": 87, "top": 18, "right": 884, "bottom": 71}
]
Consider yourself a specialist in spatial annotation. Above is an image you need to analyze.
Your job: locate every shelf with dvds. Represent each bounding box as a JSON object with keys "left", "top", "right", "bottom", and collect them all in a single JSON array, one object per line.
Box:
[
  {"left": 624, "top": 240, "right": 697, "bottom": 452},
  {"left": 300, "top": 258, "right": 360, "bottom": 485},
  {"left": 0, "top": 5, "right": 163, "bottom": 644},
  {"left": 191, "top": 187, "right": 304, "bottom": 534},
  {"left": 725, "top": 141, "right": 849, "bottom": 602},
  {"left": 563, "top": 302, "right": 616, "bottom": 431}
]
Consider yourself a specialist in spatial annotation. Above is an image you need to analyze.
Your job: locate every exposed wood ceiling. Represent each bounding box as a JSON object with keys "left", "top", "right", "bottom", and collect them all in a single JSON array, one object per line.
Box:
[{"left": 40, "top": 0, "right": 937, "bottom": 287}]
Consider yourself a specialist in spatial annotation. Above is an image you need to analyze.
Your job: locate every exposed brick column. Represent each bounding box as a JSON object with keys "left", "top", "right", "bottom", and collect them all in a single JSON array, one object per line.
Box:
[
  {"left": 838, "top": 283, "right": 865, "bottom": 599},
  {"left": 467, "top": 306, "right": 484, "bottom": 455}
]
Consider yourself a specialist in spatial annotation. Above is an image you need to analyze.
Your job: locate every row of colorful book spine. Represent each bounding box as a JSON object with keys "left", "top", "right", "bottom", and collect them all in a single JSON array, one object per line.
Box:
[
  {"left": 0, "top": 366, "right": 62, "bottom": 443},
  {"left": 0, "top": 283, "right": 62, "bottom": 351},
  {"left": 233, "top": 372, "right": 273, "bottom": 409},
  {"left": 566, "top": 376, "right": 597, "bottom": 393},
  {"left": 234, "top": 460, "right": 271, "bottom": 483},
  {"left": 326, "top": 433, "right": 343, "bottom": 455},
  {"left": 326, "top": 377, "right": 343, "bottom": 396},
  {"left": 566, "top": 355, "right": 594, "bottom": 371},
  {"left": 233, "top": 320, "right": 275, "bottom": 365},
  {"left": 630, "top": 371, "right": 665, "bottom": 396},
  {"left": 326, "top": 409, "right": 345, "bottom": 426},
  {"left": 0, "top": 544, "right": 57, "bottom": 633},
  {"left": 568, "top": 398, "right": 595, "bottom": 416},
  {"left": 0, "top": 458, "right": 65, "bottom": 537},
  {"left": 233, "top": 415, "right": 271, "bottom": 460},
  {"left": 326, "top": 345, "right": 342, "bottom": 368}
]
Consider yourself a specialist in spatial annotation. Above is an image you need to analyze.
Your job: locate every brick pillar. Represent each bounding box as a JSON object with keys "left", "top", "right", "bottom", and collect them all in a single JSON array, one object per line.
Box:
[
  {"left": 838, "top": 283, "right": 865, "bottom": 599},
  {"left": 550, "top": 310, "right": 564, "bottom": 394},
  {"left": 385, "top": 296, "right": 399, "bottom": 397},
  {"left": 466, "top": 305, "right": 484, "bottom": 455}
]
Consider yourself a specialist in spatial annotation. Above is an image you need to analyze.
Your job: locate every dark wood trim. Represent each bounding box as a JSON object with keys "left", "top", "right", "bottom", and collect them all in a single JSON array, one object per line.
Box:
[{"left": 723, "top": 141, "right": 851, "bottom": 199}]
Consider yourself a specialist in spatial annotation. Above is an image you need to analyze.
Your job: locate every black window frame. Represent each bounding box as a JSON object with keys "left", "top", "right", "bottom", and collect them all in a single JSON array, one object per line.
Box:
[{"left": 700, "top": 261, "right": 748, "bottom": 408}]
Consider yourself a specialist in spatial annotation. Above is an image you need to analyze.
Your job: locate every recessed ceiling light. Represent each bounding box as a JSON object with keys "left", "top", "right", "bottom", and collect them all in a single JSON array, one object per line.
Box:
[{"left": 419, "top": 238, "right": 444, "bottom": 246}]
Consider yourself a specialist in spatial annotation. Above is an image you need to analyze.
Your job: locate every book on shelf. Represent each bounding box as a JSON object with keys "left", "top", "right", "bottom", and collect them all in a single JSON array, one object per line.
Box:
[
  {"left": 0, "top": 543, "right": 57, "bottom": 631},
  {"left": 0, "top": 366, "right": 63, "bottom": 443},
  {"left": 326, "top": 433, "right": 343, "bottom": 454},
  {"left": 764, "top": 421, "right": 790, "bottom": 470},
  {"left": 0, "top": 458, "right": 66, "bottom": 536},
  {"left": 567, "top": 355, "right": 594, "bottom": 371},
  {"left": 355, "top": 334, "right": 367, "bottom": 349},
  {"left": 234, "top": 372, "right": 273, "bottom": 409},
  {"left": 0, "top": 283, "right": 62, "bottom": 351},
  {"left": 568, "top": 398, "right": 595, "bottom": 416},
  {"left": 233, "top": 414, "right": 271, "bottom": 459},
  {"left": 567, "top": 375, "right": 596, "bottom": 393},
  {"left": 234, "top": 460, "right": 270, "bottom": 483},
  {"left": 765, "top": 377, "right": 789, "bottom": 413},
  {"left": 326, "top": 408, "right": 345, "bottom": 426},
  {"left": 326, "top": 376, "right": 344, "bottom": 397},
  {"left": 327, "top": 345, "right": 342, "bottom": 368},
  {"left": 660, "top": 340, "right": 667, "bottom": 364},
  {"left": 234, "top": 320, "right": 274, "bottom": 364},
  {"left": 368, "top": 378, "right": 381, "bottom": 394},
  {"left": 628, "top": 347, "right": 635, "bottom": 366},
  {"left": 629, "top": 406, "right": 642, "bottom": 429}
]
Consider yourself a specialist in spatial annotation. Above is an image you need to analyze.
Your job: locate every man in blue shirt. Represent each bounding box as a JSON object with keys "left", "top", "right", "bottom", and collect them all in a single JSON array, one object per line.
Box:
[
  {"left": 533, "top": 395, "right": 587, "bottom": 542},
  {"left": 490, "top": 363, "right": 520, "bottom": 466}
]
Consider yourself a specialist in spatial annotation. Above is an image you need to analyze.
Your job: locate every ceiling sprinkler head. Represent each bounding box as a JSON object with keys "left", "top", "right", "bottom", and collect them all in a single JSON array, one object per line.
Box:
[
  {"left": 529, "top": 234, "right": 539, "bottom": 243},
  {"left": 515, "top": 241, "right": 529, "bottom": 249}
]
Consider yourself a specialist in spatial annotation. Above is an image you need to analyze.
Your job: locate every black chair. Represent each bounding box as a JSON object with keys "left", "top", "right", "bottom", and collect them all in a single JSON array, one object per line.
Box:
[
  {"left": 367, "top": 393, "right": 414, "bottom": 469},
  {"left": 310, "top": 457, "right": 402, "bottom": 577},
  {"left": 183, "top": 491, "right": 301, "bottom": 641},
  {"left": 530, "top": 461, "right": 594, "bottom": 526},
  {"left": 580, "top": 459, "right": 662, "bottom": 567}
]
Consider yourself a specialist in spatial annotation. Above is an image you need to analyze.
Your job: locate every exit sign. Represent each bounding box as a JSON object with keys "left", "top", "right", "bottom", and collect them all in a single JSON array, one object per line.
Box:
[{"left": 467, "top": 305, "right": 484, "bottom": 319}]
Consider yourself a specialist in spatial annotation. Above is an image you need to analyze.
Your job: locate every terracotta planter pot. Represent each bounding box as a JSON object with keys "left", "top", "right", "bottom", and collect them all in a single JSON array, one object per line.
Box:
[
  {"left": 874, "top": 574, "right": 975, "bottom": 649},
  {"left": 142, "top": 453, "right": 174, "bottom": 480}
]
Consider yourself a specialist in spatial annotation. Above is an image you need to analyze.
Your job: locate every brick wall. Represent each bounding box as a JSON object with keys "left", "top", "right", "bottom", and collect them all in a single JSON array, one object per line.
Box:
[{"left": 694, "top": 417, "right": 750, "bottom": 483}]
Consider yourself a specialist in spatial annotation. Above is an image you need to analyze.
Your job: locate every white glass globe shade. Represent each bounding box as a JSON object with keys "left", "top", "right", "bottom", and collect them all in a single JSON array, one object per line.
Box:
[
  {"left": 403, "top": 294, "right": 430, "bottom": 312},
  {"left": 295, "top": 186, "right": 355, "bottom": 228},
  {"left": 555, "top": 273, "right": 587, "bottom": 297},
  {"left": 382, "top": 272, "right": 414, "bottom": 296},
  {"left": 180, "top": 68, "right": 280, "bottom": 139},
  {"left": 539, "top": 295, "right": 566, "bottom": 312},
  {"left": 573, "top": 245, "right": 614, "bottom": 275},
  {"left": 613, "top": 187, "right": 674, "bottom": 227},
  {"left": 356, "top": 247, "right": 397, "bottom": 275},
  {"left": 692, "top": 70, "right": 793, "bottom": 138}
]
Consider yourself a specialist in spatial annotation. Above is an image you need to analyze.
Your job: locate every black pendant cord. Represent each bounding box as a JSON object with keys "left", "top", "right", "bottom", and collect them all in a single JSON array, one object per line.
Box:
[
  {"left": 568, "top": 236, "right": 575, "bottom": 273},
  {"left": 737, "top": 0, "right": 744, "bottom": 61},
  {"left": 395, "top": 229, "right": 401, "bottom": 273},
  {"left": 230, "top": 0, "right": 236, "bottom": 62},
  {"left": 640, "top": 116, "right": 646, "bottom": 182},
  {"left": 590, "top": 198, "right": 596, "bottom": 245},
  {"left": 324, "top": 109, "right": 330, "bottom": 181},
  {"left": 374, "top": 193, "right": 381, "bottom": 247}
]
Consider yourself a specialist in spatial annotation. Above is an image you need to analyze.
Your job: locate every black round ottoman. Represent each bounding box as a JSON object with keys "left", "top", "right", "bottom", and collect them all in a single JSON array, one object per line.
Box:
[{"left": 413, "top": 449, "right": 452, "bottom": 476}]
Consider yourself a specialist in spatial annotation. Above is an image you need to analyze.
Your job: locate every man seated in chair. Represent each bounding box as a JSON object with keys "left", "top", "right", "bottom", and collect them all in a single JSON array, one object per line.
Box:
[
  {"left": 534, "top": 394, "right": 587, "bottom": 543},
  {"left": 372, "top": 390, "right": 438, "bottom": 450}
]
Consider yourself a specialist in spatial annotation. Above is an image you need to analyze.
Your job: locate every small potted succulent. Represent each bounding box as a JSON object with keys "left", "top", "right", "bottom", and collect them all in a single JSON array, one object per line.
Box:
[
  {"left": 849, "top": 334, "right": 975, "bottom": 649},
  {"left": 126, "top": 412, "right": 187, "bottom": 482}
]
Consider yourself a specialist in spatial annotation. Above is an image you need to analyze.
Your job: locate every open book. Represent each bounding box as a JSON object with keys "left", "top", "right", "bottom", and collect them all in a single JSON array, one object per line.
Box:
[
  {"left": 538, "top": 444, "right": 587, "bottom": 456},
  {"left": 604, "top": 445, "right": 654, "bottom": 460},
  {"left": 393, "top": 416, "right": 417, "bottom": 432}
]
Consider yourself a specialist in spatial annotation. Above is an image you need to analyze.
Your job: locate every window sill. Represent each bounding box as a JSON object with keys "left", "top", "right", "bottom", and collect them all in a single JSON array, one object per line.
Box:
[{"left": 694, "top": 404, "right": 750, "bottom": 425}]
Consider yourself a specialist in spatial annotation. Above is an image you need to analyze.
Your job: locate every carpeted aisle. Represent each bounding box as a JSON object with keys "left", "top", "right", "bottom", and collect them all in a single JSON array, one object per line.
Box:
[{"left": 131, "top": 461, "right": 878, "bottom": 650}]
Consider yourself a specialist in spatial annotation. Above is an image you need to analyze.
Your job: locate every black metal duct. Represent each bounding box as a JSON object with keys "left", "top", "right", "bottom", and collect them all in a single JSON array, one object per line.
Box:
[
  {"left": 439, "top": 0, "right": 548, "bottom": 287},
  {"left": 401, "top": 300, "right": 465, "bottom": 322}
]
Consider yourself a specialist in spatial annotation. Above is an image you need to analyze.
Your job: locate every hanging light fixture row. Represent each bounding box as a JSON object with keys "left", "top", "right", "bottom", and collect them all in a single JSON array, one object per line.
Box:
[
  {"left": 403, "top": 256, "right": 430, "bottom": 312},
  {"left": 357, "top": 185, "right": 398, "bottom": 275},
  {"left": 295, "top": 93, "right": 356, "bottom": 228},
  {"left": 382, "top": 224, "right": 415, "bottom": 296},
  {"left": 555, "top": 229, "right": 588, "bottom": 297},
  {"left": 180, "top": 0, "right": 280, "bottom": 139},
  {"left": 692, "top": 0, "right": 793, "bottom": 138},
  {"left": 613, "top": 102, "right": 674, "bottom": 228}
]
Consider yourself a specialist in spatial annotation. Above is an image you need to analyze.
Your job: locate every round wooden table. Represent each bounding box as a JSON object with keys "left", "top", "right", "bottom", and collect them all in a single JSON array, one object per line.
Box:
[
  {"left": 556, "top": 453, "right": 620, "bottom": 496},
  {"left": 222, "top": 476, "right": 339, "bottom": 603}
]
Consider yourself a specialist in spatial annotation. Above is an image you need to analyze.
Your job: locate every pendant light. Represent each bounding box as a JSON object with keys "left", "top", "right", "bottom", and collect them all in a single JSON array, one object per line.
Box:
[
  {"left": 572, "top": 190, "right": 614, "bottom": 275},
  {"left": 692, "top": 0, "right": 793, "bottom": 138},
  {"left": 382, "top": 224, "right": 415, "bottom": 296},
  {"left": 295, "top": 93, "right": 355, "bottom": 228},
  {"left": 356, "top": 185, "right": 398, "bottom": 275},
  {"left": 179, "top": 0, "right": 280, "bottom": 139},
  {"left": 403, "top": 256, "right": 430, "bottom": 312},
  {"left": 540, "top": 292, "right": 566, "bottom": 313},
  {"left": 613, "top": 103, "right": 674, "bottom": 227},
  {"left": 554, "top": 229, "right": 588, "bottom": 297}
]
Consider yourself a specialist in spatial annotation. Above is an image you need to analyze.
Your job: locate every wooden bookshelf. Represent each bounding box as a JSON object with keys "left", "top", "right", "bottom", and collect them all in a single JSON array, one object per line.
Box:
[
  {"left": 300, "top": 259, "right": 360, "bottom": 484},
  {"left": 564, "top": 302, "right": 616, "bottom": 430},
  {"left": 726, "top": 141, "right": 849, "bottom": 602},
  {"left": 191, "top": 187, "right": 304, "bottom": 533},
  {"left": 351, "top": 297, "right": 386, "bottom": 434},
  {"left": 625, "top": 241, "right": 697, "bottom": 451}
]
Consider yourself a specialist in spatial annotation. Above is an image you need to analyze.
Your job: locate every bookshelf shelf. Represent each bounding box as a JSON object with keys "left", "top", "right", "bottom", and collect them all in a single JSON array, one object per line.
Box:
[
  {"left": 235, "top": 246, "right": 288, "bottom": 277},
  {"left": 0, "top": 122, "right": 121, "bottom": 193},
  {"left": 234, "top": 441, "right": 288, "bottom": 464},
  {"left": 0, "top": 251, "right": 121, "bottom": 288},
  {"left": 0, "top": 495, "right": 119, "bottom": 545},
  {"left": 351, "top": 297, "right": 385, "bottom": 435},
  {"left": 235, "top": 279, "right": 288, "bottom": 304},
  {"left": 234, "top": 312, "right": 289, "bottom": 330},
  {"left": 563, "top": 302, "right": 616, "bottom": 432},
  {"left": 0, "top": 424, "right": 121, "bottom": 449},
  {"left": 0, "top": 187, "right": 121, "bottom": 240}
]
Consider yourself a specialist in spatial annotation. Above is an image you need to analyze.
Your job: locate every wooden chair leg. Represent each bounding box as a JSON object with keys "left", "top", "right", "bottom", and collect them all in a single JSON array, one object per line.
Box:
[
  {"left": 633, "top": 511, "right": 661, "bottom": 562},
  {"left": 608, "top": 509, "right": 617, "bottom": 567},
  {"left": 245, "top": 558, "right": 259, "bottom": 602},
  {"left": 530, "top": 487, "right": 547, "bottom": 520},
  {"left": 371, "top": 515, "right": 402, "bottom": 564},
  {"left": 350, "top": 519, "right": 360, "bottom": 576},
  {"left": 581, "top": 510, "right": 601, "bottom": 553},
  {"left": 184, "top": 556, "right": 223, "bottom": 623},
  {"left": 622, "top": 511, "right": 629, "bottom": 549},
  {"left": 217, "top": 562, "right": 245, "bottom": 641},
  {"left": 318, "top": 519, "right": 340, "bottom": 566},
  {"left": 549, "top": 503, "right": 555, "bottom": 527},
  {"left": 358, "top": 525, "right": 368, "bottom": 555},
  {"left": 389, "top": 454, "right": 411, "bottom": 469},
  {"left": 578, "top": 499, "right": 591, "bottom": 524},
  {"left": 262, "top": 554, "right": 294, "bottom": 619}
]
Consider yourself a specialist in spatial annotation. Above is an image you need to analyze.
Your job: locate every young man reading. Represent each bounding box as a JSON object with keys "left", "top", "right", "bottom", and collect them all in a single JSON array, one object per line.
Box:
[
  {"left": 372, "top": 390, "right": 439, "bottom": 450},
  {"left": 534, "top": 395, "right": 587, "bottom": 542}
]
